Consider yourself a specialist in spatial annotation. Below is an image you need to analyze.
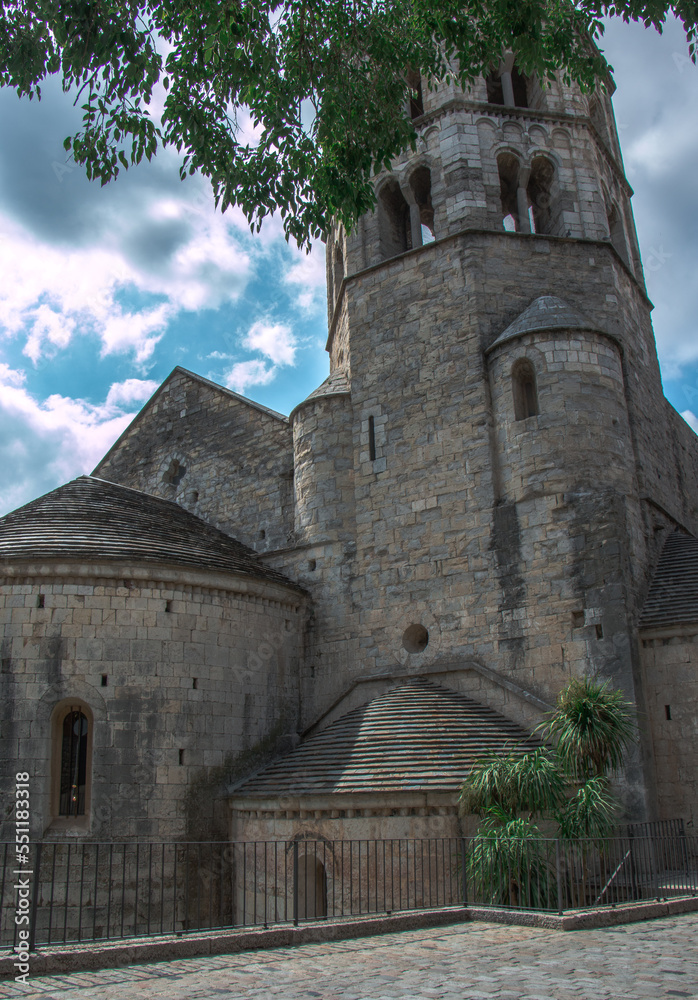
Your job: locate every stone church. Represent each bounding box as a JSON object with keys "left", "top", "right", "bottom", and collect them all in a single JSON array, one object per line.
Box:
[{"left": 2, "top": 57, "right": 698, "bottom": 851}]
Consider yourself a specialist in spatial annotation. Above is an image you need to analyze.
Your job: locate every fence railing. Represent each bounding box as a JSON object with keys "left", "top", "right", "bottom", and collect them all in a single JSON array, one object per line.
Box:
[{"left": 2, "top": 832, "right": 696, "bottom": 950}]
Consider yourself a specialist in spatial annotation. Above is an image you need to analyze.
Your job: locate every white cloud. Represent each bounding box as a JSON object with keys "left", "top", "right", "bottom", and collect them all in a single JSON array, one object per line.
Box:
[
  {"left": 220, "top": 319, "right": 299, "bottom": 394},
  {"left": 224, "top": 359, "right": 277, "bottom": 395},
  {"left": 244, "top": 321, "right": 297, "bottom": 366},
  {"left": 681, "top": 410, "right": 698, "bottom": 434},
  {"left": 105, "top": 378, "right": 160, "bottom": 407},
  {"left": 0, "top": 364, "right": 145, "bottom": 514},
  {"left": 284, "top": 245, "right": 327, "bottom": 312},
  {"left": 0, "top": 362, "right": 26, "bottom": 387},
  {"left": 100, "top": 305, "right": 170, "bottom": 362},
  {"left": 0, "top": 190, "right": 251, "bottom": 366}
]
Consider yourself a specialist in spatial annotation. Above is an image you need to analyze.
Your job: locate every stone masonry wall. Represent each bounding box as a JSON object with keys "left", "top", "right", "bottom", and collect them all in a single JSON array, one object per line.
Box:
[
  {"left": 94, "top": 369, "right": 295, "bottom": 554},
  {"left": 0, "top": 565, "right": 304, "bottom": 842},
  {"left": 640, "top": 630, "right": 698, "bottom": 830}
]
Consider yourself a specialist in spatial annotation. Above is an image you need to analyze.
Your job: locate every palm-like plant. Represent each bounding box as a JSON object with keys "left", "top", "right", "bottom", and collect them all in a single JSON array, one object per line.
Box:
[
  {"left": 459, "top": 676, "right": 638, "bottom": 909},
  {"left": 458, "top": 748, "right": 566, "bottom": 821},
  {"left": 467, "top": 816, "right": 554, "bottom": 908},
  {"left": 539, "top": 677, "right": 636, "bottom": 781},
  {"left": 459, "top": 748, "right": 565, "bottom": 909},
  {"left": 555, "top": 775, "right": 618, "bottom": 841}
]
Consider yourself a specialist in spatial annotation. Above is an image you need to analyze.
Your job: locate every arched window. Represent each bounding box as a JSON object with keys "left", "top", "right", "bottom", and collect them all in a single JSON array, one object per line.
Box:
[
  {"left": 60, "top": 710, "right": 88, "bottom": 815},
  {"left": 297, "top": 854, "right": 328, "bottom": 919},
  {"left": 510, "top": 67, "right": 529, "bottom": 109},
  {"left": 607, "top": 203, "right": 628, "bottom": 264},
  {"left": 485, "top": 64, "right": 529, "bottom": 108},
  {"left": 512, "top": 359, "right": 539, "bottom": 420},
  {"left": 527, "top": 156, "right": 556, "bottom": 235},
  {"left": 486, "top": 69, "right": 504, "bottom": 105},
  {"left": 498, "top": 153, "right": 522, "bottom": 231},
  {"left": 409, "top": 166, "right": 435, "bottom": 243},
  {"left": 407, "top": 69, "right": 424, "bottom": 120},
  {"left": 333, "top": 243, "right": 344, "bottom": 300},
  {"left": 378, "top": 178, "right": 412, "bottom": 259},
  {"left": 589, "top": 96, "right": 609, "bottom": 147},
  {"left": 52, "top": 701, "right": 93, "bottom": 825}
]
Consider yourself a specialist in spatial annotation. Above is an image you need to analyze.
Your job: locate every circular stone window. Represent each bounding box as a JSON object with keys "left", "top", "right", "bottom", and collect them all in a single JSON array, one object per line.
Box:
[{"left": 402, "top": 624, "right": 429, "bottom": 654}]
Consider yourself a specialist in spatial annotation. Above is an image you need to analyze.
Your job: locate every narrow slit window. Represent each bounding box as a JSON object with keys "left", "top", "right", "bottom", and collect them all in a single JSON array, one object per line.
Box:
[
  {"left": 59, "top": 710, "right": 88, "bottom": 817},
  {"left": 368, "top": 416, "right": 377, "bottom": 461},
  {"left": 512, "top": 359, "right": 539, "bottom": 420}
]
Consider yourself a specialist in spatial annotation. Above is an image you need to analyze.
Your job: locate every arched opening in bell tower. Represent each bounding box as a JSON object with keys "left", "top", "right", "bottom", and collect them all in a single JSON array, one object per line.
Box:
[
  {"left": 407, "top": 69, "right": 424, "bottom": 119},
  {"left": 607, "top": 202, "right": 628, "bottom": 264},
  {"left": 409, "top": 166, "right": 435, "bottom": 243},
  {"left": 497, "top": 153, "right": 523, "bottom": 231},
  {"left": 378, "top": 179, "right": 412, "bottom": 259},
  {"left": 511, "top": 66, "right": 529, "bottom": 108},
  {"left": 527, "top": 156, "right": 556, "bottom": 235},
  {"left": 333, "top": 242, "right": 344, "bottom": 301},
  {"left": 486, "top": 64, "right": 530, "bottom": 108}
]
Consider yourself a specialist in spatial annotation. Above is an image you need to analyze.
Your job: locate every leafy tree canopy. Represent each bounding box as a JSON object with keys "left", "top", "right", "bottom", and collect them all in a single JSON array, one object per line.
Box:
[{"left": 1, "top": 1, "right": 696, "bottom": 248}]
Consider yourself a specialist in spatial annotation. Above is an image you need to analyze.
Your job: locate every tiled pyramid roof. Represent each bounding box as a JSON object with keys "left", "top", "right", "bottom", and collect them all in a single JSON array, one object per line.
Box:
[
  {"left": 232, "top": 678, "right": 540, "bottom": 797},
  {"left": 640, "top": 529, "right": 698, "bottom": 629},
  {"left": 0, "top": 476, "right": 299, "bottom": 588}
]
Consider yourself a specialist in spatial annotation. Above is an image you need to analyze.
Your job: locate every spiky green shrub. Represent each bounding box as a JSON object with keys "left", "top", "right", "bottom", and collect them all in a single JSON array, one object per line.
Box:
[
  {"left": 459, "top": 677, "right": 638, "bottom": 909},
  {"left": 540, "top": 677, "right": 636, "bottom": 782},
  {"left": 466, "top": 818, "right": 555, "bottom": 909}
]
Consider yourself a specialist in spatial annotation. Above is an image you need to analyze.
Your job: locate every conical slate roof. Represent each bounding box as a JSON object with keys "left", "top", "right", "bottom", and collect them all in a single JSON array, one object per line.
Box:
[
  {"left": 0, "top": 476, "right": 299, "bottom": 588},
  {"left": 232, "top": 678, "right": 540, "bottom": 797},
  {"left": 640, "top": 529, "right": 698, "bottom": 629},
  {"left": 487, "top": 295, "right": 598, "bottom": 352},
  {"left": 305, "top": 367, "right": 350, "bottom": 401},
  {"left": 291, "top": 367, "right": 350, "bottom": 419}
]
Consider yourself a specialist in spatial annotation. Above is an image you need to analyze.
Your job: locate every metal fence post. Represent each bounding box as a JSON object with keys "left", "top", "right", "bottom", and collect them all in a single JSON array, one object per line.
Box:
[
  {"left": 28, "top": 842, "right": 42, "bottom": 953},
  {"left": 460, "top": 838, "right": 468, "bottom": 908},
  {"left": 555, "top": 839, "right": 563, "bottom": 916},
  {"left": 293, "top": 841, "right": 299, "bottom": 927}
]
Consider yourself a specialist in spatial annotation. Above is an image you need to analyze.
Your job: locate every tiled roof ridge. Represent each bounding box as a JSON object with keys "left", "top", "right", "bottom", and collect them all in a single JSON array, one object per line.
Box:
[
  {"left": 231, "top": 677, "right": 539, "bottom": 797},
  {"left": 640, "top": 528, "right": 698, "bottom": 629},
  {"left": 0, "top": 476, "right": 300, "bottom": 590}
]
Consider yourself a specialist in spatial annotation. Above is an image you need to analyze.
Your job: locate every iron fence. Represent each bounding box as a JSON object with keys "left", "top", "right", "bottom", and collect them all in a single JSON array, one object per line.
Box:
[{"left": 2, "top": 832, "right": 696, "bottom": 950}]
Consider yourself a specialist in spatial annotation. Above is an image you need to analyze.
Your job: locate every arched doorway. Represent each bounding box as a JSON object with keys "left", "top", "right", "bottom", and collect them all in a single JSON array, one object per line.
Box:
[{"left": 296, "top": 854, "right": 328, "bottom": 919}]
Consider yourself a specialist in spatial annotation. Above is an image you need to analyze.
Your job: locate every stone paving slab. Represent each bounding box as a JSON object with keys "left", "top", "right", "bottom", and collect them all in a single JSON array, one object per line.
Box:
[{"left": 2, "top": 912, "right": 698, "bottom": 1000}]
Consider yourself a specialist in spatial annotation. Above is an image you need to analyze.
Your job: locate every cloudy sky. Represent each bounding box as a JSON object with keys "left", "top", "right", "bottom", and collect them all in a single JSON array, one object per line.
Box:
[{"left": 0, "top": 17, "right": 697, "bottom": 516}]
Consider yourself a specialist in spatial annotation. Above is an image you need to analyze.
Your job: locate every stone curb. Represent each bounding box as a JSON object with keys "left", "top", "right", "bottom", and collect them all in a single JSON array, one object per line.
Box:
[{"left": 2, "top": 895, "right": 697, "bottom": 981}]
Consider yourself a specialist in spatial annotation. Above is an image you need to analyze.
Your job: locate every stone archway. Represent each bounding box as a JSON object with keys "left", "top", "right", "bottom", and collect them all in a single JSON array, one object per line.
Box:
[{"left": 297, "top": 854, "right": 328, "bottom": 919}]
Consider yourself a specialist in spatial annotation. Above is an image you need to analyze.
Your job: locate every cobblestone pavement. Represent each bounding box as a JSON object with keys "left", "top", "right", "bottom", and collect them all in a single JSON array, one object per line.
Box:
[{"left": 2, "top": 914, "right": 698, "bottom": 1000}]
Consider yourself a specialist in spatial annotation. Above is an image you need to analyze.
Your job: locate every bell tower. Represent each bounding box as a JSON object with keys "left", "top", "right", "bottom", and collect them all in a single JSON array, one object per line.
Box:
[
  {"left": 326, "top": 56, "right": 645, "bottom": 342},
  {"left": 289, "top": 57, "right": 698, "bottom": 821}
]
